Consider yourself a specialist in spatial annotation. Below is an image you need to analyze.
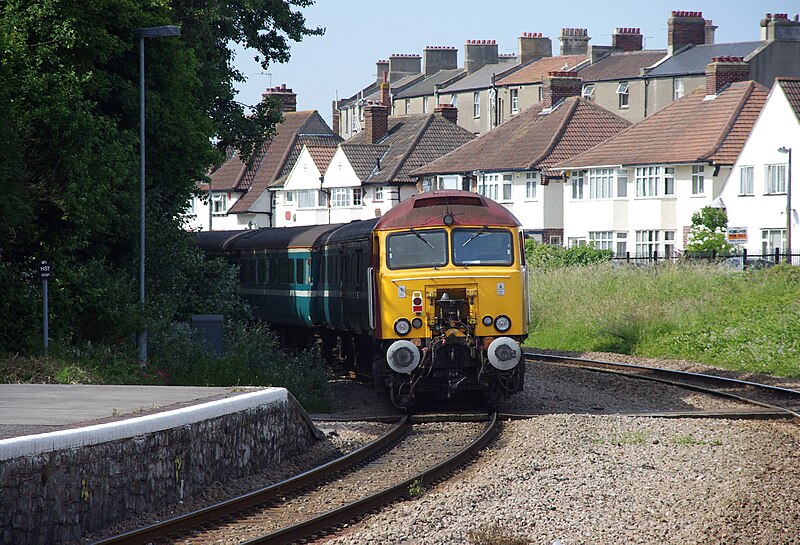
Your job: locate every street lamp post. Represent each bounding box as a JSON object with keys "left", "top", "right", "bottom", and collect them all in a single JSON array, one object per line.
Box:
[
  {"left": 134, "top": 25, "right": 180, "bottom": 364},
  {"left": 779, "top": 146, "right": 792, "bottom": 257}
]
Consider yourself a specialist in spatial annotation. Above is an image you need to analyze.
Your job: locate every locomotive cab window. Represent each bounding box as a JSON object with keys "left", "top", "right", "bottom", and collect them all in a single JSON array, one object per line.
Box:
[
  {"left": 387, "top": 229, "right": 448, "bottom": 269},
  {"left": 452, "top": 228, "right": 513, "bottom": 266}
]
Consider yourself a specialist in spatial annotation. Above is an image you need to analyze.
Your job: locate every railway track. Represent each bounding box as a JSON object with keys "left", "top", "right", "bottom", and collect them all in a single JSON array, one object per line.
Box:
[
  {"left": 94, "top": 413, "right": 498, "bottom": 545},
  {"left": 524, "top": 352, "right": 800, "bottom": 422}
]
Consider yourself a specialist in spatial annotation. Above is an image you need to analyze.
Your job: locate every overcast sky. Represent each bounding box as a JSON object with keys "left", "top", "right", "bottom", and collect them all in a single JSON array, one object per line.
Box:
[{"left": 232, "top": 0, "right": 800, "bottom": 126}]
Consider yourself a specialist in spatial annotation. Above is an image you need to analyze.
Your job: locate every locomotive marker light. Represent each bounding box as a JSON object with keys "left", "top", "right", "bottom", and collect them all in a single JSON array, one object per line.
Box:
[
  {"left": 387, "top": 340, "right": 421, "bottom": 374},
  {"left": 487, "top": 337, "right": 521, "bottom": 370}
]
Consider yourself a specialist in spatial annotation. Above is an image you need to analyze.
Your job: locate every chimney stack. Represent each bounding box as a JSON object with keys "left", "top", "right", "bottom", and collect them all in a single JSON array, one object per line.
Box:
[
  {"left": 559, "top": 28, "right": 590, "bottom": 56},
  {"left": 543, "top": 70, "right": 582, "bottom": 109},
  {"left": 379, "top": 73, "right": 390, "bottom": 107},
  {"left": 464, "top": 39, "right": 499, "bottom": 73},
  {"left": 434, "top": 103, "right": 458, "bottom": 124},
  {"left": 705, "top": 56, "right": 750, "bottom": 96},
  {"left": 262, "top": 84, "right": 297, "bottom": 113},
  {"left": 364, "top": 102, "right": 389, "bottom": 144},
  {"left": 331, "top": 100, "right": 340, "bottom": 135},
  {"left": 424, "top": 46, "right": 458, "bottom": 76},
  {"left": 612, "top": 28, "right": 644, "bottom": 51},
  {"left": 760, "top": 12, "right": 800, "bottom": 41},
  {"left": 518, "top": 32, "right": 552, "bottom": 64},
  {"left": 668, "top": 11, "right": 706, "bottom": 55},
  {"left": 705, "top": 19, "right": 718, "bottom": 45},
  {"left": 376, "top": 60, "right": 389, "bottom": 85},
  {"left": 388, "top": 54, "right": 421, "bottom": 82}
]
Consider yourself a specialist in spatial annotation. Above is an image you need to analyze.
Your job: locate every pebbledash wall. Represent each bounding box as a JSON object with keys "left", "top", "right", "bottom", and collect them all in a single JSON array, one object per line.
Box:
[{"left": 0, "top": 388, "right": 324, "bottom": 545}]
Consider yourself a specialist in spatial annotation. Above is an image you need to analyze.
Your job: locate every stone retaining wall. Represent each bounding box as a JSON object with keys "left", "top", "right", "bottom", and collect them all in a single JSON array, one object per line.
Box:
[{"left": 0, "top": 389, "right": 322, "bottom": 545}]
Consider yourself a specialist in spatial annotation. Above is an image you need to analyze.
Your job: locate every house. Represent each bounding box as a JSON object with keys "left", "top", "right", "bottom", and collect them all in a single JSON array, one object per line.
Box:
[
  {"left": 188, "top": 85, "right": 342, "bottom": 231},
  {"left": 276, "top": 79, "right": 475, "bottom": 227},
  {"left": 718, "top": 77, "right": 800, "bottom": 254},
  {"left": 555, "top": 58, "right": 768, "bottom": 256},
  {"left": 411, "top": 71, "right": 631, "bottom": 243}
]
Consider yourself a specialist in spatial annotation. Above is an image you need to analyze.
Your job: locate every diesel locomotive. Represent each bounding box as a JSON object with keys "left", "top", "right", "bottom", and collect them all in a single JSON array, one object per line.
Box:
[{"left": 196, "top": 190, "right": 529, "bottom": 407}]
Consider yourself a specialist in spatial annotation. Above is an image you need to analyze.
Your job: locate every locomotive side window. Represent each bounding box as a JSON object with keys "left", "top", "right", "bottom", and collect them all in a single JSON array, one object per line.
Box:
[
  {"left": 387, "top": 229, "right": 448, "bottom": 270},
  {"left": 452, "top": 229, "right": 514, "bottom": 266}
]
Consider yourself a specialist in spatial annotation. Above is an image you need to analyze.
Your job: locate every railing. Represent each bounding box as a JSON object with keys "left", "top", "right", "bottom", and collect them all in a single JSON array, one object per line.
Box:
[{"left": 611, "top": 248, "right": 800, "bottom": 268}]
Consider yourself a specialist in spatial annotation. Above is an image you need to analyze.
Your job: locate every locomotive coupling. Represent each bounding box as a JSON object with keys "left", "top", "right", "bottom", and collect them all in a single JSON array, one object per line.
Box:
[
  {"left": 487, "top": 337, "right": 522, "bottom": 370},
  {"left": 387, "top": 340, "right": 421, "bottom": 374}
]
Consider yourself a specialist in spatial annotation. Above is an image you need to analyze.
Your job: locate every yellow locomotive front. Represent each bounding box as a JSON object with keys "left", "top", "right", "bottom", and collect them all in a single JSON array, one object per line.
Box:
[{"left": 371, "top": 191, "right": 528, "bottom": 407}]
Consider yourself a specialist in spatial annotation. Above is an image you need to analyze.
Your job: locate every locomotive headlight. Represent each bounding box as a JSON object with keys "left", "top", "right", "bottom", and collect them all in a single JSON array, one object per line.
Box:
[
  {"left": 494, "top": 315, "right": 511, "bottom": 332},
  {"left": 482, "top": 315, "right": 493, "bottom": 327},
  {"left": 487, "top": 337, "right": 521, "bottom": 370},
  {"left": 394, "top": 318, "right": 412, "bottom": 336},
  {"left": 387, "top": 340, "right": 421, "bottom": 374}
]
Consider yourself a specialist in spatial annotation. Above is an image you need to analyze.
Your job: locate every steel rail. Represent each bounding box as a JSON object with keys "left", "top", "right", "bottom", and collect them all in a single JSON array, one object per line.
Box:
[
  {"left": 243, "top": 411, "right": 499, "bottom": 545},
  {"left": 525, "top": 352, "right": 800, "bottom": 421},
  {"left": 93, "top": 415, "right": 410, "bottom": 545}
]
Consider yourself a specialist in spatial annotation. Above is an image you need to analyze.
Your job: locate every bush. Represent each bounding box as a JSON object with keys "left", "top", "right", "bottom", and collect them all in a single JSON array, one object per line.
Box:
[{"left": 525, "top": 240, "right": 612, "bottom": 269}]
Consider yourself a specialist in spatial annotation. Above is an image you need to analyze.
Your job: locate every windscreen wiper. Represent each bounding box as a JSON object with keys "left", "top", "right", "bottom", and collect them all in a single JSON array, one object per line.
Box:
[
  {"left": 462, "top": 225, "right": 489, "bottom": 247},
  {"left": 409, "top": 227, "right": 435, "bottom": 250}
]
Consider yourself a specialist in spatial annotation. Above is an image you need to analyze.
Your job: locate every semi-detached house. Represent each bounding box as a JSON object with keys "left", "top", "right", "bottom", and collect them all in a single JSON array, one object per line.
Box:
[{"left": 555, "top": 57, "right": 767, "bottom": 257}]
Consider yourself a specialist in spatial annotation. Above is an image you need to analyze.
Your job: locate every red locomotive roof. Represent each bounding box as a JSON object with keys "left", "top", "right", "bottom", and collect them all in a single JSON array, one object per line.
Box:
[{"left": 374, "top": 190, "right": 521, "bottom": 230}]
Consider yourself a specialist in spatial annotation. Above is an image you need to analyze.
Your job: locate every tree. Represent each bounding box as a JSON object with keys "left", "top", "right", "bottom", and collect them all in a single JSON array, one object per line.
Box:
[
  {"left": 0, "top": 0, "right": 322, "bottom": 354},
  {"left": 685, "top": 206, "right": 732, "bottom": 254}
]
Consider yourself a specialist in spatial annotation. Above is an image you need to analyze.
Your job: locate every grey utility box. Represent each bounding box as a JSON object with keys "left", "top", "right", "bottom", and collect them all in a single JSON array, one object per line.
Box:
[{"left": 190, "top": 314, "right": 224, "bottom": 355}]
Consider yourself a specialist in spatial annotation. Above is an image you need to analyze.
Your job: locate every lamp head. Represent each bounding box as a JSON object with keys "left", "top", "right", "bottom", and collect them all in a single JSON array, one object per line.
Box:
[{"left": 778, "top": 146, "right": 791, "bottom": 154}]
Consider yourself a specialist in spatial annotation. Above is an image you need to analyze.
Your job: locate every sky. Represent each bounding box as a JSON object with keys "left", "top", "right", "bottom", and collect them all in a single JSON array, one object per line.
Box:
[{"left": 232, "top": 0, "right": 800, "bottom": 126}]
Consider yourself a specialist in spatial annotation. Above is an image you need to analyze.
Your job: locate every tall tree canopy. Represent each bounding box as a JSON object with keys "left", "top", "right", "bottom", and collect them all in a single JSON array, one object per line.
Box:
[{"left": 0, "top": 0, "right": 322, "bottom": 353}]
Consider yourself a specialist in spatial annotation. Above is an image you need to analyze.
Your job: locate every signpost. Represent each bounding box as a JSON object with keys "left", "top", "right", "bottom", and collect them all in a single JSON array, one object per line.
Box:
[
  {"left": 727, "top": 227, "right": 747, "bottom": 244},
  {"left": 39, "top": 260, "right": 52, "bottom": 353}
]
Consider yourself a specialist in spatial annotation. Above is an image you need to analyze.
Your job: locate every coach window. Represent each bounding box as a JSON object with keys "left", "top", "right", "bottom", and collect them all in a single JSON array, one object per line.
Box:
[
  {"left": 452, "top": 228, "right": 513, "bottom": 266},
  {"left": 296, "top": 258, "right": 304, "bottom": 284},
  {"left": 387, "top": 229, "right": 448, "bottom": 269}
]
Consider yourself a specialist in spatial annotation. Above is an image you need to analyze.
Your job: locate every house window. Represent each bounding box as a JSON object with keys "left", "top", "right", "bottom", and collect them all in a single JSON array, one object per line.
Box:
[
  {"left": 353, "top": 187, "right": 363, "bottom": 206},
  {"left": 331, "top": 187, "right": 351, "bottom": 207},
  {"left": 571, "top": 171, "right": 584, "bottom": 200},
  {"left": 350, "top": 110, "right": 357, "bottom": 132},
  {"left": 582, "top": 84, "right": 595, "bottom": 100},
  {"left": 502, "top": 174, "right": 512, "bottom": 201},
  {"left": 423, "top": 97, "right": 429, "bottom": 113},
  {"left": 762, "top": 228, "right": 786, "bottom": 252},
  {"left": 538, "top": 87, "right": 544, "bottom": 102},
  {"left": 589, "top": 231, "right": 613, "bottom": 250},
  {"left": 525, "top": 172, "right": 537, "bottom": 199},
  {"left": 569, "top": 238, "right": 587, "bottom": 247},
  {"left": 635, "top": 230, "right": 660, "bottom": 257},
  {"left": 318, "top": 189, "right": 328, "bottom": 207},
  {"left": 588, "top": 168, "right": 614, "bottom": 199},
  {"left": 510, "top": 89, "right": 519, "bottom": 114},
  {"left": 211, "top": 193, "right": 228, "bottom": 215},
  {"left": 450, "top": 95, "right": 457, "bottom": 107},
  {"left": 422, "top": 178, "right": 433, "bottom": 192},
  {"left": 664, "top": 230, "right": 676, "bottom": 257},
  {"left": 739, "top": 165, "right": 754, "bottom": 195},
  {"left": 617, "top": 81, "right": 629, "bottom": 109},
  {"left": 479, "top": 174, "right": 500, "bottom": 200},
  {"left": 663, "top": 167, "right": 675, "bottom": 196},
  {"left": 616, "top": 170, "right": 628, "bottom": 198},
  {"left": 298, "top": 189, "right": 318, "bottom": 209},
  {"left": 404, "top": 99, "right": 410, "bottom": 114},
  {"left": 285, "top": 190, "right": 295, "bottom": 204},
  {"left": 635, "top": 166, "right": 659, "bottom": 197},
  {"left": 673, "top": 78, "right": 684, "bottom": 100},
  {"left": 765, "top": 164, "right": 786, "bottom": 194},
  {"left": 473, "top": 92, "right": 480, "bottom": 118},
  {"left": 616, "top": 232, "right": 628, "bottom": 256},
  {"left": 692, "top": 165, "right": 705, "bottom": 195},
  {"left": 187, "top": 196, "right": 196, "bottom": 215},
  {"left": 359, "top": 105, "right": 364, "bottom": 122},
  {"left": 375, "top": 186, "right": 384, "bottom": 201}
]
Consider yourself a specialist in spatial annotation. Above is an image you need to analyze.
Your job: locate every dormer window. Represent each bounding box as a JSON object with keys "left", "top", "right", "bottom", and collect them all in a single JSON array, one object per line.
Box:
[{"left": 582, "top": 84, "right": 595, "bottom": 100}]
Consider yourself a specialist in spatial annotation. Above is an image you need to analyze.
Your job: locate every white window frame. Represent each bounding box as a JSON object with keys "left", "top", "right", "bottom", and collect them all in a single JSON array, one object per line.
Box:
[
  {"left": 353, "top": 187, "right": 363, "bottom": 206},
  {"left": 297, "top": 189, "right": 319, "bottom": 209},
  {"left": 375, "top": 186, "right": 384, "bottom": 202},
  {"left": 692, "top": 165, "right": 705, "bottom": 195},
  {"left": 501, "top": 174, "right": 512, "bottom": 202},
  {"left": 739, "top": 165, "right": 754, "bottom": 196},
  {"left": 635, "top": 230, "right": 660, "bottom": 257},
  {"left": 616, "top": 170, "right": 628, "bottom": 198},
  {"left": 525, "top": 172, "right": 538, "bottom": 200},
  {"left": 582, "top": 84, "right": 595, "bottom": 99},
  {"left": 589, "top": 231, "right": 613, "bottom": 250},
  {"left": 617, "top": 81, "right": 629, "bottom": 109},
  {"left": 635, "top": 166, "right": 659, "bottom": 197},
  {"left": 330, "top": 187, "right": 351, "bottom": 207},
  {"left": 473, "top": 92, "right": 481, "bottom": 118},
  {"left": 588, "top": 168, "right": 614, "bottom": 199},
  {"left": 663, "top": 167, "right": 675, "bottom": 196},
  {"left": 673, "top": 78, "right": 684, "bottom": 100},
  {"left": 211, "top": 193, "right": 228, "bottom": 215},
  {"left": 762, "top": 228, "right": 785, "bottom": 253},
  {"left": 510, "top": 89, "right": 519, "bottom": 115},
  {"left": 664, "top": 230, "right": 676, "bottom": 258},
  {"left": 571, "top": 171, "right": 584, "bottom": 200},
  {"left": 615, "top": 232, "right": 628, "bottom": 257},
  {"left": 450, "top": 94, "right": 457, "bottom": 107},
  {"left": 765, "top": 164, "right": 787, "bottom": 194}
]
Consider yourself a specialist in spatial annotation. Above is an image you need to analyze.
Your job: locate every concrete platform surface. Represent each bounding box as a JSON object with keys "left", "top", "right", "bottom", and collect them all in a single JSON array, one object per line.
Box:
[{"left": 0, "top": 384, "right": 245, "bottom": 440}]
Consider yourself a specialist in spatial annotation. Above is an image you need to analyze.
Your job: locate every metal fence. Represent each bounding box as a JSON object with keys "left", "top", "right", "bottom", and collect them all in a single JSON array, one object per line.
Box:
[{"left": 611, "top": 248, "right": 800, "bottom": 268}]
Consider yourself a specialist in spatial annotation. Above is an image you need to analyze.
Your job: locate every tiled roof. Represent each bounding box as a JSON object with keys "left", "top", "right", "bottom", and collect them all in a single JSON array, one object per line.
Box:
[
  {"left": 308, "top": 145, "right": 338, "bottom": 173},
  {"left": 361, "top": 73, "right": 425, "bottom": 103},
  {"left": 411, "top": 97, "right": 630, "bottom": 178},
  {"left": 266, "top": 135, "right": 342, "bottom": 189},
  {"left": 208, "top": 153, "right": 247, "bottom": 191},
  {"left": 778, "top": 78, "right": 800, "bottom": 122},
  {"left": 645, "top": 42, "right": 763, "bottom": 77},
  {"left": 341, "top": 144, "right": 389, "bottom": 181},
  {"left": 496, "top": 55, "right": 588, "bottom": 86},
  {"left": 226, "top": 111, "right": 341, "bottom": 213},
  {"left": 440, "top": 62, "right": 522, "bottom": 93},
  {"left": 556, "top": 81, "right": 769, "bottom": 169},
  {"left": 577, "top": 50, "right": 667, "bottom": 82},
  {"left": 345, "top": 113, "right": 475, "bottom": 185},
  {"left": 394, "top": 68, "right": 466, "bottom": 99}
]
